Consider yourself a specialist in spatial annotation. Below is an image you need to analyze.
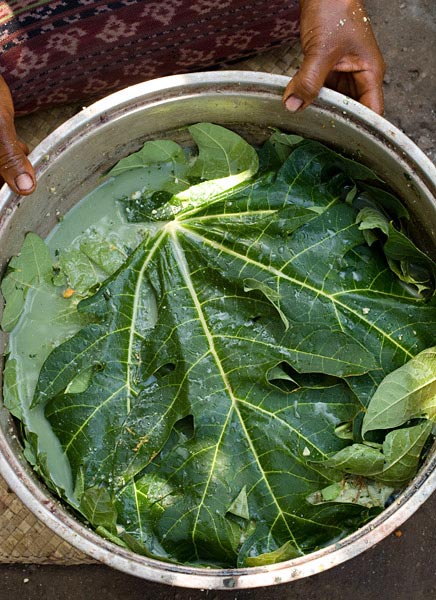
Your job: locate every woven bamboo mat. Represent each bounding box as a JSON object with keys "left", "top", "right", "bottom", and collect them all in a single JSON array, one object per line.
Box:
[
  {"left": 15, "top": 42, "right": 302, "bottom": 151},
  {"left": 1, "top": 41, "right": 302, "bottom": 565}
]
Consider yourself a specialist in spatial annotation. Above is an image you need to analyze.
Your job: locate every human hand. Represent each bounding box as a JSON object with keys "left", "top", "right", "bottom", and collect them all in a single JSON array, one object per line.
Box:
[
  {"left": 283, "top": 0, "right": 386, "bottom": 115},
  {"left": 0, "top": 76, "right": 36, "bottom": 195}
]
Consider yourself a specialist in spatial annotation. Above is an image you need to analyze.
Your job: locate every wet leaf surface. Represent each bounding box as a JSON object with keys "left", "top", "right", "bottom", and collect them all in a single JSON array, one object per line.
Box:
[{"left": 8, "top": 125, "right": 436, "bottom": 567}]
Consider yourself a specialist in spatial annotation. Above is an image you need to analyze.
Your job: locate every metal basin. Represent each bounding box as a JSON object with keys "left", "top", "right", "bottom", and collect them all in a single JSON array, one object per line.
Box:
[{"left": 0, "top": 71, "right": 436, "bottom": 589}]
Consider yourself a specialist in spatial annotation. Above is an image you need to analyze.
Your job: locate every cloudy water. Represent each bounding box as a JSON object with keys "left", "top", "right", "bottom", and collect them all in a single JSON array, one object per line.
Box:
[{"left": 7, "top": 166, "right": 160, "bottom": 501}]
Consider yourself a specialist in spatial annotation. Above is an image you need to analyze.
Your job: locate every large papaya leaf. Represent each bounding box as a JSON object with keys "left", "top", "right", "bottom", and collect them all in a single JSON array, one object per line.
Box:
[{"left": 32, "top": 136, "right": 436, "bottom": 567}]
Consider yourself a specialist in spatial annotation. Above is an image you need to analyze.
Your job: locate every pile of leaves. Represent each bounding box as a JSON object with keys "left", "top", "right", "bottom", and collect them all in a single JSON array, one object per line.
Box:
[{"left": 3, "top": 123, "right": 436, "bottom": 568}]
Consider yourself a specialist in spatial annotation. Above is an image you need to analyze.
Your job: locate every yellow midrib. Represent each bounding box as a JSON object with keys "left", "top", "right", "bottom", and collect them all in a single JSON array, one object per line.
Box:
[
  {"left": 169, "top": 227, "right": 301, "bottom": 554},
  {"left": 181, "top": 225, "right": 413, "bottom": 359}
]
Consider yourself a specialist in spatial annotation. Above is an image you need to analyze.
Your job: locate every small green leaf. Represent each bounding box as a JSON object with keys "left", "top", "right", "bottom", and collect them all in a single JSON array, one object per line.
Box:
[
  {"left": 65, "top": 366, "right": 94, "bottom": 394},
  {"left": 74, "top": 468, "right": 85, "bottom": 502},
  {"left": 316, "top": 422, "right": 432, "bottom": 488},
  {"left": 383, "top": 224, "right": 436, "bottom": 291},
  {"left": 188, "top": 123, "right": 259, "bottom": 180},
  {"left": 22, "top": 439, "right": 37, "bottom": 467},
  {"left": 344, "top": 185, "right": 358, "bottom": 205},
  {"left": 258, "top": 130, "right": 304, "bottom": 170},
  {"left": 59, "top": 249, "right": 100, "bottom": 294},
  {"left": 334, "top": 422, "right": 354, "bottom": 440},
  {"left": 107, "top": 139, "right": 188, "bottom": 178},
  {"left": 377, "top": 421, "right": 433, "bottom": 487},
  {"left": 95, "top": 525, "right": 130, "bottom": 549},
  {"left": 79, "top": 486, "right": 118, "bottom": 534},
  {"left": 1, "top": 233, "right": 53, "bottom": 331},
  {"left": 79, "top": 231, "right": 126, "bottom": 275},
  {"left": 354, "top": 185, "right": 410, "bottom": 220},
  {"left": 356, "top": 207, "right": 390, "bottom": 236},
  {"left": 55, "top": 231, "right": 131, "bottom": 296},
  {"left": 314, "top": 444, "right": 385, "bottom": 477},
  {"left": 351, "top": 176, "right": 435, "bottom": 295},
  {"left": 245, "top": 541, "right": 301, "bottom": 566},
  {"left": 227, "top": 486, "right": 250, "bottom": 520},
  {"left": 321, "top": 483, "right": 343, "bottom": 501},
  {"left": 307, "top": 477, "right": 394, "bottom": 508},
  {"left": 2, "top": 358, "right": 21, "bottom": 419},
  {"left": 363, "top": 347, "right": 436, "bottom": 435}
]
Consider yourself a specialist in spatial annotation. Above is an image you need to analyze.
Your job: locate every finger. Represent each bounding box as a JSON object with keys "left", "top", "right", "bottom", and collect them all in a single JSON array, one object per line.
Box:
[
  {"left": 325, "top": 72, "right": 357, "bottom": 99},
  {"left": 325, "top": 69, "right": 384, "bottom": 115},
  {"left": 18, "top": 139, "right": 30, "bottom": 156},
  {"left": 350, "top": 70, "right": 385, "bottom": 115},
  {"left": 283, "top": 51, "right": 337, "bottom": 112},
  {"left": 0, "top": 140, "right": 32, "bottom": 181}
]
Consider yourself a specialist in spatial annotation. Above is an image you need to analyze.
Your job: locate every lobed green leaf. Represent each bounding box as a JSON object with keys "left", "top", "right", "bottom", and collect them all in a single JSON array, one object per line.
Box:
[
  {"left": 13, "top": 127, "right": 436, "bottom": 567},
  {"left": 1, "top": 233, "right": 53, "bottom": 331}
]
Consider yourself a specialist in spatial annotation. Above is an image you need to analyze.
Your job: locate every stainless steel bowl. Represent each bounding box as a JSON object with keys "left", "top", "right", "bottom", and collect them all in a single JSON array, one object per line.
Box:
[{"left": 1, "top": 71, "right": 436, "bottom": 589}]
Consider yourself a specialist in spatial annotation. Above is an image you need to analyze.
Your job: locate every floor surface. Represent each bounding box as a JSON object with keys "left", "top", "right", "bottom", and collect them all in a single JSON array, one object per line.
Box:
[{"left": 1, "top": 1, "right": 436, "bottom": 598}]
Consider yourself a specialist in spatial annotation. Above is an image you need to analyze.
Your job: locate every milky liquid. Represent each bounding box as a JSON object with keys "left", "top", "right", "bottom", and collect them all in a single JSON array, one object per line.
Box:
[{"left": 7, "top": 164, "right": 171, "bottom": 501}]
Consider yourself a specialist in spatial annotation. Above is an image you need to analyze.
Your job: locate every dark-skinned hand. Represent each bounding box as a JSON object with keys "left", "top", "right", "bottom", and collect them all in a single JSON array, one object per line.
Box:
[
  {"left": 284, "top": 0, "right": 386, "bottom": 115},
  {"left": 0, "top": 75, "right": 36, "bottom": 195}
]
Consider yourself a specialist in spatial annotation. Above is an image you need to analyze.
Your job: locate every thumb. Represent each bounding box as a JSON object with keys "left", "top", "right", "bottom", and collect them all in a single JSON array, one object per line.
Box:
[
  {"left": 283, "top": 51, "right": 335, "bottom": 112},
  {"left": 0, "top": 137, "right": 36, "bottom": 195}
]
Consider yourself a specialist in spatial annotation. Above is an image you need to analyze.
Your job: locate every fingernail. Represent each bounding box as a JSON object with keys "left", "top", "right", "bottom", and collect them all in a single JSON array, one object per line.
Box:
[
  {"left": 285, "top": 95, "right": 304, "bottom": 113},
  {"left": 15, "top": 173, "right": 34, "bottom": 192}
]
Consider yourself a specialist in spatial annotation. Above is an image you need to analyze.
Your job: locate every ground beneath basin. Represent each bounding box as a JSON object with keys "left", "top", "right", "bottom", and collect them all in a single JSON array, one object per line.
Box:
[{"left": 1, "top": 0, "right": 435, "bottom": 598}]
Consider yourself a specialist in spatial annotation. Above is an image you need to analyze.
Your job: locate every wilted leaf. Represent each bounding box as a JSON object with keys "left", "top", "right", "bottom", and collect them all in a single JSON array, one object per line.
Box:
[
  {"left": 307, "top": 477, "right": 394, "bottom": 508},
  {"left": 355, "top": 202, "right": 436, "bottom": 294},
  {"left": 378, "top": 422, "right": 433, "bottom": 486},
  {"left": 245, "top": 540, "right": 301, "bottom": 566},
  {"left": 316, "top": 422, "right": 432, "bottom": 488},
  {"left": 363, "top": 347, "right": 436, "bottom": 435},
  {"left": 313, "top": 443, "right": 385, "bottom": 477}
]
